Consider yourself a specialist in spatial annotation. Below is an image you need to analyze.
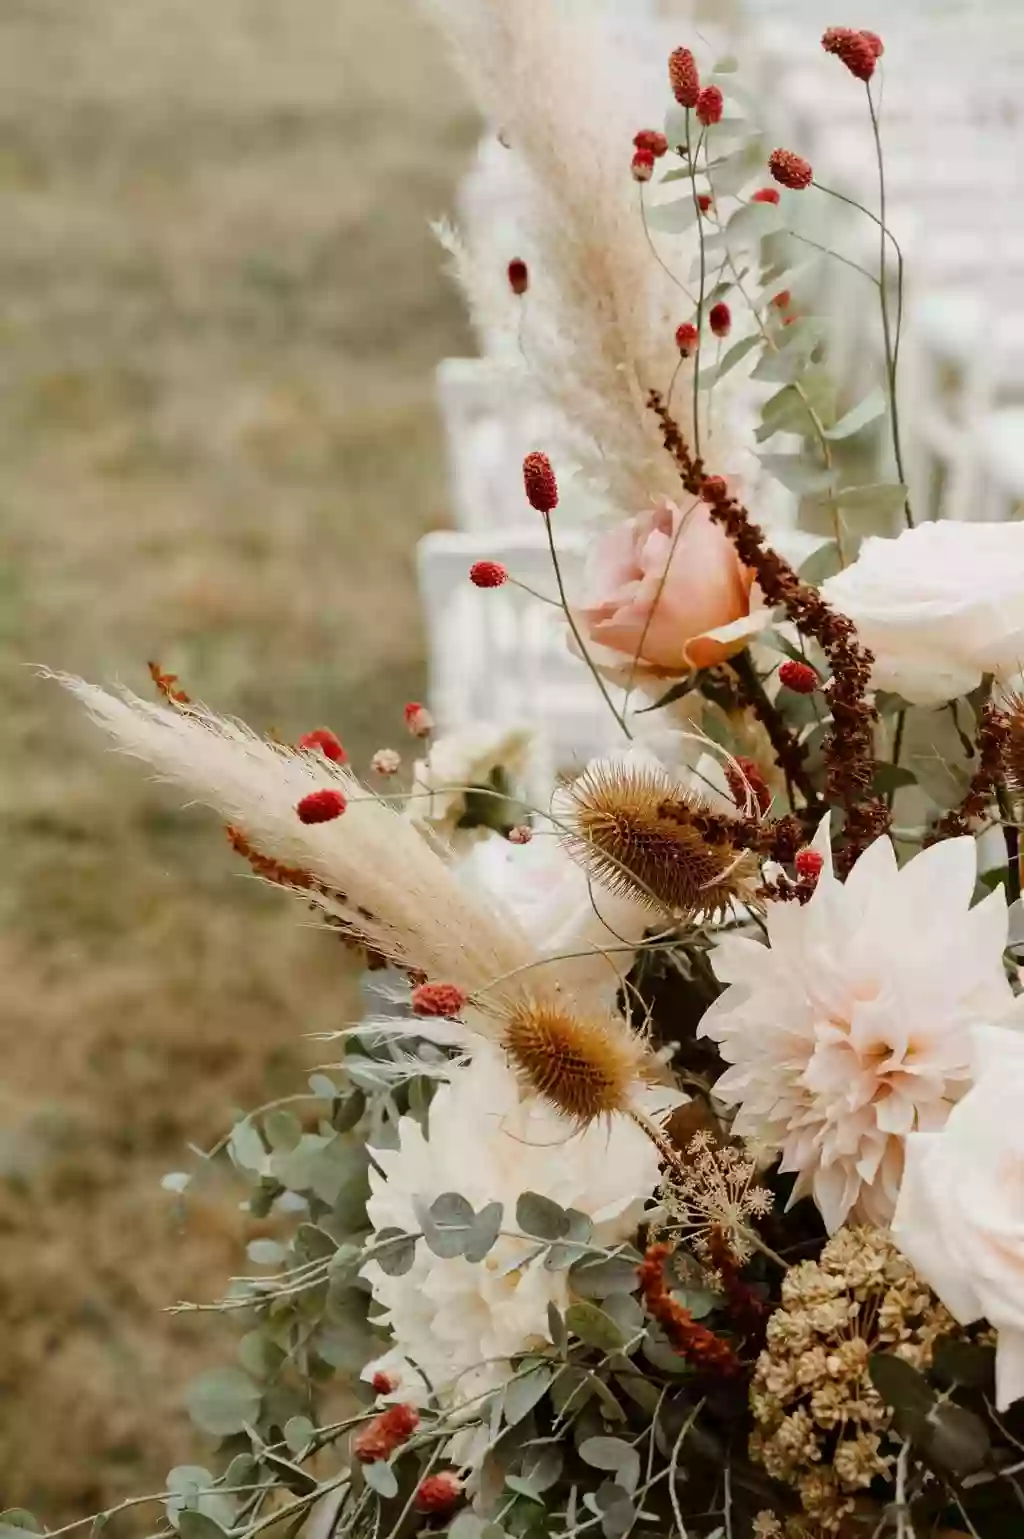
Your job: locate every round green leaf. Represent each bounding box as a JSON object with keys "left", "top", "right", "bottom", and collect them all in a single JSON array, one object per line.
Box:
[
  {"left": 464, "top": 1200, "right": 503, "bottom": 1264},
  {"left": 284, "top": 1415, "right": 316, "bottom": 1454},
  {"left": 185, "top": 1367, "right": 262, "bottom": 1437},
  {"left": 363, "top": 1460, "right": 399, "bottom": 1499},
  {"left": 565, "top": 1303, "right": 625, "bottom": 1353},
  {"left": 264, "top": 1109, "right": 302, "bottom": 1152},
  {"left": 516, "top": 1192, "right": 569, "bottom": 1241}
]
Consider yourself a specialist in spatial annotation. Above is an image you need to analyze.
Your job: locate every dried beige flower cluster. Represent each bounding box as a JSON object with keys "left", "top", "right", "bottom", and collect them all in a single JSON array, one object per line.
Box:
[
  {"left": 663, "top": 1130, "right": 774, "bottom": 1269},
  {"left": 750, "top": 1227, "right": 957, "bottom": 1533}
]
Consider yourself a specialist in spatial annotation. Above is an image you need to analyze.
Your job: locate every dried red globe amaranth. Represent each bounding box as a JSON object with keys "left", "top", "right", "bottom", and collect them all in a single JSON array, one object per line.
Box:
[
  {"left": 771, "top": 289, "right": 792, "bottom": 311},
  {"left": 795, "top": 847, "right": 824, "bottom": 882},
  {"left": 507, "top": 257, "right": 529, "bottom": 296},
  {"left": 751, "top": 187, "right": 780, "bottom": 205},
  {"left": 709, "top": 301, "right": 731, "bottom": 338},
  {"left": 522, "top": 450, "right": 559, "bottom": 513},
  {"left": 698, "top": 192, "right": 712, "bottom": 213},
  {"left": 412, "top": 981, "right": 468, "bottom": 1018},
  {"left": 631, "top": 147, "right": 655, "bottom": 183},
  {"left": 297, "top": 788, "right": 347, "bottom": 825},
  {"left": 668, "top": 46, "right": 700, "bottom": 108},
  {"left": 769, "top": 148, "right": 813, "bottom": 190},
  {"left": 469, "top": 560, "right": 508, "bottom": 589},
  {"left": 353, "top": 1403, "right": 419, "bottom": 1463},
  {"left": 415, "top": 1473, "right": 463, "bottom": 1516},
  {"left": 822, "top": 25, "right": 880, "bottom": 81},
  {"left": 675, "top": 321, "right": 699, "bottom": 357},
  {"left": 633, "top": 128, "right": 668, "bottom": 158},
  {"left": 371, "top": 1370, "right": 398, "bottom": 1395},
  {"left": 404, "top": 701, "right": 434, "bottom": 738},
  {"left": 695, "top": 84, "right": 723, "bottom": 126},
  {"left": 779, "top": 659, "right": 819, "bottom": 695},
  {"left": 297, "top": 727, "right": 347, "bottom": 763}
]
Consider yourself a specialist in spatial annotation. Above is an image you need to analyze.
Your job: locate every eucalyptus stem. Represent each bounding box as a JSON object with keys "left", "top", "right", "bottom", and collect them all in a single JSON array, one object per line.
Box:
[
  {"left": 543, "top": 511, "right": 632, "bottom": 739},
  {"left": 865, "top": 81, "right": 912, "bottom": 527}
]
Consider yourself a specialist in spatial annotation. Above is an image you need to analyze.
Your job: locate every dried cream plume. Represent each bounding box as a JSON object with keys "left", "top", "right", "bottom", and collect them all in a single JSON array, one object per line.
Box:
[
  {"left": 423, "top": 0, "right": 693, "bottom": 512},
  {"left": 58, "top": 678, "right": 653, "bottom": 1125}
]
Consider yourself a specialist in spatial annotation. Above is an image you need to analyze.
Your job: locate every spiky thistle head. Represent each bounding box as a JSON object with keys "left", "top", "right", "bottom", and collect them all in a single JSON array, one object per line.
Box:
[
  {"left": 560, "top": 759, "right": 756, "bottom": 923},
  {"left": 1000, "top": 689, "right": 1024, "bottom": 795},
  {"left": 497, "top": 995, "right": 648, "bottom": 1126}
]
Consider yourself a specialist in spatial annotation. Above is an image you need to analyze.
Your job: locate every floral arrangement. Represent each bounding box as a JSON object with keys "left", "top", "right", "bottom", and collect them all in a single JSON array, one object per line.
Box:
[{"left": 28, "top": 12, "right": 1024, "bottom": 1539}]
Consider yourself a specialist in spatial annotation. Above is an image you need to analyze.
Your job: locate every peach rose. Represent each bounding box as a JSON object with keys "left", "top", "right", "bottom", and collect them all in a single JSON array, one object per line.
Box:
[{"left": 578, "top": 497, "right": 763, "bottom": 676}]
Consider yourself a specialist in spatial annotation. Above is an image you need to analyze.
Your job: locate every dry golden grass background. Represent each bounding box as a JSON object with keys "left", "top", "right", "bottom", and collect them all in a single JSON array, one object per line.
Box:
[{"left": 0, "top": 0, "right": 475, "bottom": 1515}]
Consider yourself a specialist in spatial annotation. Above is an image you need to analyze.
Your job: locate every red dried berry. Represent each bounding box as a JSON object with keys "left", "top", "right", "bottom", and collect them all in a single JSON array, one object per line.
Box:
[
  {"left": 522, "top": 451, "right": 558, "bottom": 513},
  {"left": 297, "top": 788, "right": 347, "bottom": 824},
  {"left": 697, "top": 192, "right": 712, "bottom": 213},
  {"left": 404, "top": 701, "right": 434, "bottom": 738},
  {"left": 675, "top": 321, "right": 699, "bottom": 357},
  {"left": 771, "top": 289, "right": 792, "bottom": 311},
  {"left": 469, "top": 560, "right": 508, "bottom": 589},
  {"left": 631, "top": 147, "right": 655, "bottom": 183},
  {"left": 633, "top": 129, "right": 668, "bottom": 158},
  {"left": 821, "top": 25, "right": 878, "bottom": 81},
  {"left": 769, "top": 148, "right": 813, "bottom": 190},
  {"left": 668, "top": 46, "right": 700, "bottom": 108},
  {"left": 795, "top": 848, "right": 824, "bottom": 882},
  {"left": 724, "top": 756, "right": 771, "bottom": 816},
  {"left": 371, "top": 1370, "right": 398, "bottom": 1395},
  {"left": 507, "top": 257, "right": 529, "bottom": 296},
  {"left": 709, "top": 301, "right": 731, "bottom": 338},
  {"left": 779, "top": 659, "right": 819, "bottom": 695},
  {"left": 298, "top": 728, "right": 347, "bottom": 764},
  {"left": 751, "top": 187, "right": 780, "bottom": 205},
  {"left": 695, "top": 84, "right": 724, "bottom": 126},
  {"left": 415, "top": 1472, "right": 463, "bottom": 1515},
  {"left": 701, "top": 475, "right": 728, "bottom": 503},
  {"left": 411, "top": 982, "right": 468, "bottom": 1019}
]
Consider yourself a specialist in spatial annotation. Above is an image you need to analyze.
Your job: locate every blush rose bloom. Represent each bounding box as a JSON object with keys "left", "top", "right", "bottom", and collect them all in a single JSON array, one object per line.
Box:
[
  {"left": 821, "top": 521, "right": 1024, "bottom": 707},
  {"left": 893, "top": 1025, "right": 1024, "bottom": 1410},
  {"left": 578, "top": 497, "right": 765, "bottom": 676}
]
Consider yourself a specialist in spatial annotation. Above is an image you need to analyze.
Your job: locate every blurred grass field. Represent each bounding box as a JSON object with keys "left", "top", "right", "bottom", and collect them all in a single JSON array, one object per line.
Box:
[{"left": 0, "top": 0, "right": 475, "bottom": 1515}]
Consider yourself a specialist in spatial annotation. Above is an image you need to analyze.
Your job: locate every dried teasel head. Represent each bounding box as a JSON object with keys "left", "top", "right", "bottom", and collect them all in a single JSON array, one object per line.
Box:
[
  {"left": 497, "top": 995, "right": 648, "bottom": 1126},
  {"left": 1000, "top": 689, "right": 1024, "bottom": 794},
  {"left": 560, "top": 760, "right": 756, "bottom": 923}
]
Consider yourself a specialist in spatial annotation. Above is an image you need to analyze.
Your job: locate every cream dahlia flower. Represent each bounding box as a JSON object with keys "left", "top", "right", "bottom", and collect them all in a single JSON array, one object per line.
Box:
[
  {"left": 699, "top": 822, "right": 1022, "bottom": 1232},
  {"left": 362, "top": 1048, "right": 675, "bottom": 1411}
]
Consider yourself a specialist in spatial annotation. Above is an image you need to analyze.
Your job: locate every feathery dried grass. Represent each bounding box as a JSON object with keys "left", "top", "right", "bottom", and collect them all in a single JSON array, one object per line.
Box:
[
  {"left": 562, "top": 758, "right": 755, "bottom": 923},
  {"left": 422, "top": 0, "right": 692, "bottom": 513}
]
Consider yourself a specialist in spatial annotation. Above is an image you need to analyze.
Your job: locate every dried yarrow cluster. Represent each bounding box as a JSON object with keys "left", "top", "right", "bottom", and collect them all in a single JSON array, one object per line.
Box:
[
  {"left": 663, "top": 1130, "right": 774, "bottom": 1269},
  {"left": 750, "top": 1227, "right": 958, "bottom": 1533}
]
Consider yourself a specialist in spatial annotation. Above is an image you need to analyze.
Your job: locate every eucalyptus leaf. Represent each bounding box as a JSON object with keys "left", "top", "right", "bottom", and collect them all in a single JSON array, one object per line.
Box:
[
  {"left": 503, "top": 1476, "right": 544, "bottom": 1504},
  {"left": 823, "top": 385, "right": 887, "bottom": 441},
  {"left": 548, "top": 1302, "right": 568, "bottom": 1356},
  {"left": 923, "top": 1402, "right": 991, "bottom": 1475},
  {"left": 751, "top": 317, "right": 823, "bottom": 383},
  {"left": 308, "top": 1072, "right": 338, "bottom": 1099},
  {"left": 521, "top": 1444, "right": 563, "bottom": 1493},
  {"left": 868, "top": 1353, "right": 934, "bottom": 1417},
  {"left": 246, "top": 1238, "right": 287, "bottom": 1267},
  {"left": 906, "top": 704, "right": 976, "bottom": 810},
  {"left": 601, "top": 1292, "right": 645, "bottom": 1342},
  {"left": 565, "top": 1303, "right": 625, "bottom": 1353},
  {"left": 592, "top": 1481, "right": 635, "bottom": 1539},
  {"left": 757, "top": 452, "right": 836, "bottom": 496},
  {"left": 872, "top": 764, "right": 917, "bottom": 795},
  {"left": 237, "top": 1328, "right": 286, "bottom": 1381},
  {"left": 372, "top": 1228, "right": 417, "bottom": 1277},
  {"left": 725, "top": 199, "right": 781, "bottom": 254},
  {"left": 931, "top": 1336, "right": 997, "bottom": 1390},
  {"left": 516, "top": 1192, "right": 569, "bottom": 1241},
  {"left": 464, "top": 1200, "right": 504, "bottom": 1263},
  {"left": 579, "top": 1438, "right": 641, "bottom": 1495},
  {"left": 284, "top": 1415, "right": 316, "bottom": 1454},
  {"left": 185, "top": 1368, "right": 262, "bottom": 1437},
  {"left": 448, "top": 1517, "right": 487, "bottom": 1539},
  {"left": 643, "top": 198, "right": 699, "bottom": 235},
  {"left": 332, "top": 1089, "right": 367, "bottom": 1133},
  {"left": 797, "top": 540, "right": 842, "bottom": 586},
  {"left": 0, "top": 1517, "right": 40, "bottom": 1535},
  {"left": 835, "top": 481, "right": 909, "bottom": 516},
  {"left": 227, "top": 1118, "right": 266, "bottom": 1177},
  {"left": 699, "top": 333, "right": 760, "bottom": 388},
  {"left": 362, "top": 1461, "right": 399, "bottom": 1499},
  {"left": 177, "top": 1516, "right": 227, "bottom": 1539},
  {"left": 569, "top": 1255, "right": 640, "bottom": 1300},
  {"left": 264, "top": 1109, "right": 302, "bottom": 1151},
  {"left": 504, "top": 1364, "right": 553, "bottom": 1426},
  {"left": 710, "top": 137, "right": 766, "bottom": 196},
  {"left": 161, "top": 1171, "right": 191, "bottom": 1194}
]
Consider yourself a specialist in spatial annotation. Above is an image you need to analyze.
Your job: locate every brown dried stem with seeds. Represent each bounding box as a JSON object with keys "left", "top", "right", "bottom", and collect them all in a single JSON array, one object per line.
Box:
[
  {"left": 647, "top": 390, "right": 888, "bottom": 871},
  {"left": 638, "top": 1241, "right": 741, "bottom": 1376},
  {"left": 928, "top": 700, "right": 1011, "bottom": 842}
]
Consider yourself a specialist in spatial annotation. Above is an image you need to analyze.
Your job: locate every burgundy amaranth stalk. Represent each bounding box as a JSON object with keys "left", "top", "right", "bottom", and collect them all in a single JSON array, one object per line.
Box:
[{"left": 647, "top": 388, "right": 888, "bottom": 869}]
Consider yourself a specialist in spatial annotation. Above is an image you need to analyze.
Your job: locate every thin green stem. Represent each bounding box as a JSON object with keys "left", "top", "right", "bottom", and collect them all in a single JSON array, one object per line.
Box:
[
  {"left": 886, "top": 708, "right": 906, "bottom": 813},
  {"left": 783, "top": 227, "right": 879, "bottom": 286},
  {"left": 639, "top": 184, "right": 697, "bottom": 305},
  {"left": 685, "top": 112, "right": 706, "bottom": 456},
  {"left": 865, "top": 82, "right": 912, "bottom": 528},
  {"left": 543, "top": 512, "right": 632, "bottom": 739},
  {"left": 623, "top": 494, "right": 701, "bottom": 711}
]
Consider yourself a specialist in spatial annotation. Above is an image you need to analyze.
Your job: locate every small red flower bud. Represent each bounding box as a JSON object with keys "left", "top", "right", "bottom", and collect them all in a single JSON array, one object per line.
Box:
[
  {"left": 769, "top": 148, "right": 813, "bottom": 191},
  {"left": 633, "top": 129, "right": 668, "bottom": 158},
  {"left": 415, "top": 1472, "right": 463, "bottom": 1515},
  {"left": 371, "top": 747, "right": 401, "bottom": 777},
  {"left": 779, "top": 659, "right": 819, "bottom": 695},
  {"left": 371, "top": 1370, "right": 399, "bottom": 1395},
  {"left": 411, "top": 981, "right": 467, "bottom": 1018},
  {"left": 668, "top": 46, "right": 700, "bottom": 108},
  {"left": 507, "top": 257, "right": 529, "bottom": 296},
  {"left": 697, "top": 192, "right": 712, "bottom": 213},
  {"left": 701, "top": 474, "right": 728, "bottom": 503},
  {"left": 631, "top": 147, "right": 655, "bottom": 183},
  {"left": 751, "top": 187, "right": 781, "bottom": 205},
  {"left": 795, "top": 848, "right": 824, "bottom": 883},
  {"left": 724, "top": 756, "right": 771, "bottom": 817},
  {"left": 771, "top": 289, "right": 792, "bottom": 311},
  {"left": 297, "top": 788, "right": 347, "bottom": 824},
  {"left": 298, "top": 728, "right": 347, "bottom": 763},
  {"left": 522, "top": 450, "right": 558, "bottom": 513},
  {"left": 469, "top": 560, "right": 508, "bottom": 589},
  {"left": 507, "top": 824, "right": 533, "bottom": 845},
  {"left": 404, "top": 701, "right": 434, "bottom": 738},
  {"left": 675, "top": 321, "right": 699, "bottom": 357},
  {"left": 822, "top": 26, "right": 878, "bottom": 81},
  {"left": 695, "top": 84, "right": 724, "bottom": 126},
  {"left": 353, "top": 1403, "right": 419, "bottom": 1463},
  {"left": 709, "top": 301, "right": 731, "bottom": 338}
]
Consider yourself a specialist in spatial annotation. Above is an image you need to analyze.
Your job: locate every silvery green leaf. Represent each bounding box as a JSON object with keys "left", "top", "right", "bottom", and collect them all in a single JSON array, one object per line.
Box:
[
  {"left": 227, "top": 1118, "right": 266, "bottom": 1176},
  {"left": 593, "top": 1481, "right": 635, "bottom": 1539},
  {"left": 757, "top": 453, "right": 836, "bottom": 496},
  {"left": 308, "top": 1072, "right": 338, "bottom": 1099},
  {"left": 687, "top": 234, "right": 727, "bottom": 278},
  {"left": 161, "top": 1171, "right": 190, "bottom": 1194},
  {"left": 543, "top": 1242, "right": 578, "bottom": 1271},
  {"left": 331, "top": 1164, "right": 372, "bottom": 1229},
  {"left": 835, "top": 481, "right": 909, "bottom": 516},
  {"left": 269, "top": 1132, "right": 329, "bottom": 1192},
  {"left": 224, "top": 1454, "right": 259, "bottom": 1487},
  {"left": 872, "top": 764, "right": 917, "bottom": 796},
  {"left": 176, "top": 1517, "right": 227, "bottom": 1539},
  {"left": 869, "top": 1352, "right": 934, "bottom": 1416},
  {"left": 579, "top": 1437, "right": 641, "bottom": 1496},
  {"left": 503, "top": 1363, "right": 553, "bottom": 1426},
  {"left": 823, "top": 385, "right": 887, "bottom": 440},
  {"left": 600, "top": 1291, "right": 644, "bottom": 1342},
  {"left": 463, "top": 1199, "right": 503, "bottom": 1263},
  {"left": 516, "top": 1191, "right": 569, "bottom": 1241},
  {"left": 565, "top": 1302, "right": 625, "bottom": 1353},
  {"left": 569, "top": 1254, "right": 641, "bottom": 1300},
  {"left": 185, "top": 1368, "right": 261, "bottom": 1436},
  {"left": 905, "top": 704, "right": 975, "bottom": 809},
  {"left": 751, "top": 317, "right": 823, "bottom": 383},
  {"left": 549, "top": 1365, "right": 594, "bottom": 1416},
  {"left": 166, "top": 1467, "right": 233, "bottom": 1531},
  {"left": 237, "top": 1329, "right": 286, "bottom": 1381},
  {"left": 711, "top": 137, "right": 766, "bottom": 196},
  {"left": 416, "top": 1190, "right": 475, "bottom": 1258},
  {"left": 332, "top": 1089, "right": 366, "bottom": 1133},
  {"left": 521, "top": 1444, "right": 563, "bottom": 1492},
  {"left": 284, "top": 1415, "right": 316, "bottom": 1455},
  {"left": 372, "top": 1228, "right": 416, "bottom": 1276},
  {"left": 263, "top": 1109, "right": 302, "bottom": 1151},
  {"left": 699, "top": 334, "right": 759, "bottom": 388},
  {"left": 503, "top": 1476, "right": 544, "bottom": 1503},
  {"left": 713, "top": 54, "right": 739, "bottom": 72},
  {"left": 725, "top": 199, "right": 781, "bottom": 254},
  {"left": 314, "top": 1318, "right": 373, "bottom": 1371},
  {"left": 547, "top": 1301, "right": 568, "bottom": 1356},
  {"left": 798, "top": 540, "right": 842, "bottom": 586},
  {"left": 0, "top": 1517, "right": 40, "bottom": 1535},
  {"left": 363, "top": 1460, "right": 398, "bottom": 1499},
  {"left": 643, "top": 198, "right": 699, "bottom": 235},
  {"left": 448, "top": 1517, "right": 487, "bottom": 1539},
  {"left": 246, "top": 1238, "right": 287, "bottom": 1267},
  {"left": 614, "top": 1373, "right": 663, "bottom": 1416},
  {"left": 642, "top": 1327, "right": 691, "bottom": 1374},
  {"left": 261, "top": 1451, "right": 319, "bottom": 1495}
]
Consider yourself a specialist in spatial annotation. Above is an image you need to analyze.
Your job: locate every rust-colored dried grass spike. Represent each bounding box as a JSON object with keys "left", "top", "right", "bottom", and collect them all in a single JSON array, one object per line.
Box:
[
  {"left": 501, "top": 997, "right": 645, "bottom": 1126},
  {"left": 562, "top": 760, "right": 754, "bottom": 922}
]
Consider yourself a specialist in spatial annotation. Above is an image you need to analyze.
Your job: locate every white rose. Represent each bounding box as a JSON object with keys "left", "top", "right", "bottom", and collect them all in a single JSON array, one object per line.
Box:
[
  {"left": 893, "top": 1024, "right": 1024, "bottom": 1410},
  {"left": 820, "top": 521, "right": 1024, "bottom": 707}
]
